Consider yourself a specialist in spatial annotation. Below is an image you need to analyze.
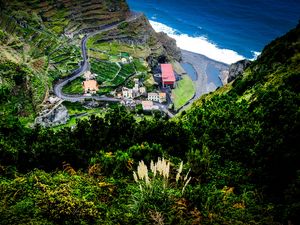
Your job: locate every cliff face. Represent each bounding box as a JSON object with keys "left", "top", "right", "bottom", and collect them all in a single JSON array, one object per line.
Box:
[
  {"left": 156, "top": 31, "right": 182, "bottom": 62},
  {"left": 92, "top": 14, "right": 182, "bottom": 68},
  {"left": 227, "top": 59, "right": 251, "bottom": 83}
]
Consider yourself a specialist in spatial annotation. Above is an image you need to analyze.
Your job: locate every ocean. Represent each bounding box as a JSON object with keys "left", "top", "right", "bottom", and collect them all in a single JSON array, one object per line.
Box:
[{"left": 127, "top": 0, "right": 300, "bottom": 64}]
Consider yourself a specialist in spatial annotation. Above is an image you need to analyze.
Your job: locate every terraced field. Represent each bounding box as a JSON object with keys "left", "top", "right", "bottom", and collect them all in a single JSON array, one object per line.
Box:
[
  {"left": 91, "top": 60, "right": 120, "bottom": 83},
  {"left": 62, "top": 77, "right": 84, "bottom": 95},
  {"left": 90, "top": 59, "right": 136, "bottom": 87},
  {"left": 7, "top": 0, "right": 129, "bottom": 35},
  {"left": 0, "top": 13, "right": 81, "bottom": 79}
]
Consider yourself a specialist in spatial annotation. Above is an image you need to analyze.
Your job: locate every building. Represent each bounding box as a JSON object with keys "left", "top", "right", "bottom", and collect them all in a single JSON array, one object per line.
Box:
[
  {"left": 148, "top": 92, "right": 159, "bottom": 102},
  {"left": 148, "top": 92, "right": 167, "bottom": 103},
  {"left": 139, "top": 87, "right": 146, "bottom": 95},
  {"left": 83, "top": 80, "right": 99, "bottom": 94},
  {"left": 141, "top": 101, "right": 159, "bottom": 111},
  {"left": 161, "top": 64, "right": 176, "bottom": 88},
  {"left": 133, "top": 83, "right": 139, "bottom": 93},
  {"left": 122, "top": 87, "right": 134, "bottom": 99},
  {"left": 120, "top": 79, "right": 147, "bottom": 99},
  {"left": 121, "top": 58, "right": 128, "bottom": 64},
  {"left": 159, "top": 92, "right": 167, "bottom": 103}
]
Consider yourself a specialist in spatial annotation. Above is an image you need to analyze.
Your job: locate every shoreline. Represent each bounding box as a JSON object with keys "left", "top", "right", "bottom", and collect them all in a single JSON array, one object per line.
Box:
[
  {"left": 177, "top": 49, "right": 229, "bottom": 111},
  {"left": 181, "top": 49, "right": 229, "bottom": 67}
]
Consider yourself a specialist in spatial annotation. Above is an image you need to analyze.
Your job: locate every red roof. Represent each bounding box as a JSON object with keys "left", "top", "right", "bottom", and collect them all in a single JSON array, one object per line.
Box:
[{"left": 161, "top": 64, "right": 175, "bottom": 83}]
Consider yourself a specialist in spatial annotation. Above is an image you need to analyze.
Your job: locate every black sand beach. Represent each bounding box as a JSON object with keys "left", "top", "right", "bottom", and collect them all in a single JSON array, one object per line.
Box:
[{"left": 179, "top": 50, "right": 229, "bottom": 110}]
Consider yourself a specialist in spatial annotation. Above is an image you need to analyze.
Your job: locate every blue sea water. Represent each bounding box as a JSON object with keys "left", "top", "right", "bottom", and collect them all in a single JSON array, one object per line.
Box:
[{"left": 127, "top": 0, "right": 300, "bottom": 64}]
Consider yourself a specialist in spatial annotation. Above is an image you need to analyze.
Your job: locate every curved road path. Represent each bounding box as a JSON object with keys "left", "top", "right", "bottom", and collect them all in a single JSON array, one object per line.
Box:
[
  {"left": 53, "top": 13, "right": 174, "bottom": 117},
  {"left": 53, "top": 13, "right": 142, "bottom": 103}
]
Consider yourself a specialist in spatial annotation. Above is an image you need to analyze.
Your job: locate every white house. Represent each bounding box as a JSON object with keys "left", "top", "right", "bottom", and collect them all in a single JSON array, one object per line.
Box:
[
  {"left": 147, "top": 92, "right": 166, "bottom": 103},
  {"left": 148, "top": 93, "right": 160, "bottom": 102},
  {"left": 122, "top": 87, "right": 134, "bottom": 99}
]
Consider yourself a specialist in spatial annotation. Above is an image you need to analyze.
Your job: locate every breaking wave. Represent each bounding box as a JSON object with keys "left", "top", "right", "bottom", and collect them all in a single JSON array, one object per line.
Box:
[{"left": 150, "top": 20, "right": 248, "bottom": 64}]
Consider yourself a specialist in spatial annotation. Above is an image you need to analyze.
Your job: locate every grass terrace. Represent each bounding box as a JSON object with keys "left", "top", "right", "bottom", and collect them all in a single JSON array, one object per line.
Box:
[
  {"left": 87, "top": 39, "right": 151, "bottom": 59},
  {"left": 172, "top": 75, "right": 195, "bottom": 110},
  {"left": 62, "top": 77, "right": 84, "bottom": 95},
  {"left": 91, "top": 59, "right": 120, "bottom": 83},
  {"left": 90, "top": 59, "right": 136, "bottom": 87}
]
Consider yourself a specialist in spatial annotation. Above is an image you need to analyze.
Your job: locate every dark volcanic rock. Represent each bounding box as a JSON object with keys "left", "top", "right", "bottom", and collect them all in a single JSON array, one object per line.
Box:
[
  {"left": 228, "top": 59, "right": 251, "bottom": 83},
  {"left": 102, "top": 15, "right": 182, "bottom": 70},
  {"left": 156, "top": 32, "right": 182, "bottom": 62}
]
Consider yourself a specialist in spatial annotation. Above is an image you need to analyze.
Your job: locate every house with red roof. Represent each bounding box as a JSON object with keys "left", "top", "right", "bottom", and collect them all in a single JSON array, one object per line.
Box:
[
  {"left": 161, "top": 64, "right": 176, "bottom": 88},
  {"left": 83, "top": 80, "right": 99, "bottom": 94}
]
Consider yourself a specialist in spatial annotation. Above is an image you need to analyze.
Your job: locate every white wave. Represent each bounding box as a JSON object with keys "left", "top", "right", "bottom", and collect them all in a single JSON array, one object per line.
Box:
[
  {"left": 150, "top": 20, "right": 246, "bottom": 64},
  {"left": 251, "top": 51, "right": 261, "bottom": 60}
]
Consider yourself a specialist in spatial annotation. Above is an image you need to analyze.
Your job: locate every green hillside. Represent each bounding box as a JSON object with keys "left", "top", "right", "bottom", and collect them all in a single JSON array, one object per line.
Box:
[
  {"left": 0, "top": 0, "right": 299, "bottom": 223},
  {"left": 0, "top": 0, "right": 129, "bottom": 125},
  {"left": 0, "top": 22, "right": 299, "bottom": 224}
]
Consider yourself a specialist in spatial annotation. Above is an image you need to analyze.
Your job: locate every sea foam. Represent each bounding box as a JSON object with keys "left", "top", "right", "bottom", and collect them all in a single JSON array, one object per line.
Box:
[{"left": 150, "top": 20, "right": 248, "bottom": 65}]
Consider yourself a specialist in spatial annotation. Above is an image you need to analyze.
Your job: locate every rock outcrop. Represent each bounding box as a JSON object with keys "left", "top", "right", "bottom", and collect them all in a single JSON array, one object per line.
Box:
[
  {"left": 219, "top": 70, "right": 229, "bottom": 85},
  {"left": 227, "top": 59, "right": 251, "bottom": 83},
  {"left": 156, "top": 32, "right": 182, "bottom": 62},
  {"left": 36, "top": 104, "right": 69, "bottom": 127}
]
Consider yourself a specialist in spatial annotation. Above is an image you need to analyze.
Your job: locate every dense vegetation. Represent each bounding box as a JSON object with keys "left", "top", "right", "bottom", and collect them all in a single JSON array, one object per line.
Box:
[
  {"left": 62, "top": 77, "right": 84, "bottom": 95},
  {"left": 1, "top": 22, "right": 299, "bottom": 224},
  {"left": 91, "top": 59, "right": 137, "bottom": 87}
]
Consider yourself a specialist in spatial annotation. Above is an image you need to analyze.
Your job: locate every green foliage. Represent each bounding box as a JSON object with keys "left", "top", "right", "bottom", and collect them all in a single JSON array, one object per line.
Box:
[
  {"left": 0, "top": 6, "right": 299, "bottom": 225},
  {"left": 91, "top": 60, "right": 120, "bottom": 82},
  {"left": 186, "top": 184, "right": 277, "bottom": 224},
  {"left": 62, "top": 77, "right": 84, "bottom": 95},
  {"left": 0, "top": 61, "right": 37, "bottom": 123},
  {"left": 90, "top": 59, "right": 136, "bottom": 87},
  {"left": 0, "top": 29, "right": 5, "bottom": 42},
  {"left": 0, "top": 170, "right": 109, "bottom": 224}
]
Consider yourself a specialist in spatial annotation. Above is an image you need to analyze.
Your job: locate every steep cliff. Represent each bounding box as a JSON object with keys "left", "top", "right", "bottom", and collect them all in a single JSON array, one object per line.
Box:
[
  {"left": 87, "top": 14, "right": 182, "bottom": 68},
  {"left": 227, "top": 59, "right": 251, "bottom": 83}
]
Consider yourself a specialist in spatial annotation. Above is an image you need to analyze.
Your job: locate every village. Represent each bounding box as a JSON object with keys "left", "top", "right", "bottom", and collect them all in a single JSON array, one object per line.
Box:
[
  {"left": 38, "top": 39, "right": 196, "bottom": 127},
  {"left": 81, "top": 62, "right": 177, "bottom": 112}
]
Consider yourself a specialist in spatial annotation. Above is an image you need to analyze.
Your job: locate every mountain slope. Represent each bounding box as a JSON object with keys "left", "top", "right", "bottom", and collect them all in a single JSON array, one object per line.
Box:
[
  {"left": 181, "top": 22, "right": 300, "bottom": 223},
  {"left": 1, "top": 0, "right": 129, "bottom": 35},
  {"left": 0, "top": 2, "right": 299, "bottom": 225}
]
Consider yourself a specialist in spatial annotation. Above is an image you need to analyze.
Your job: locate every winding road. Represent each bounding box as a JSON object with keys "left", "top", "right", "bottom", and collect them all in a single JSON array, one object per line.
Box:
[
  {"left": 53, "top": 12, "right": 174, "bottom": 117},
  {"left": 53, "top": 13, "right": 142, "bottom": 103}
]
